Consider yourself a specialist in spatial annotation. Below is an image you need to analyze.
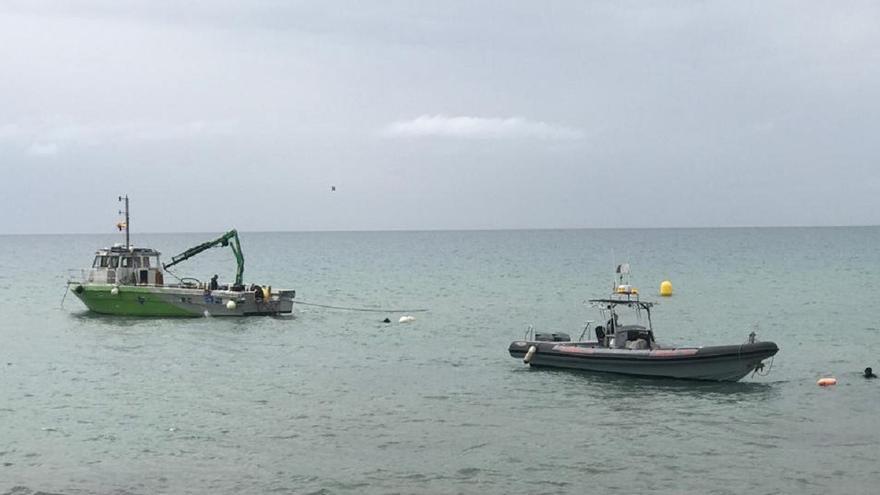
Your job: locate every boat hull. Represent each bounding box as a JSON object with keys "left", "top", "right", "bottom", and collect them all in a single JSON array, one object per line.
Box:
[
  {"left": 70, "top": 283, "right": 294, "bottom": 317},
  {"left": 509, "top": 340, "right": 778, "bottom": 381}
]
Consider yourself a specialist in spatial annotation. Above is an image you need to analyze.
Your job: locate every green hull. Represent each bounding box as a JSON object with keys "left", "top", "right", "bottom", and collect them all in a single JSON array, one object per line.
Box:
[
  {"left": 69, "top": 283, "right": 294, "bottom": 317},
  {"left": 72, "top": 284, "right": 200, "bottom": 317}
]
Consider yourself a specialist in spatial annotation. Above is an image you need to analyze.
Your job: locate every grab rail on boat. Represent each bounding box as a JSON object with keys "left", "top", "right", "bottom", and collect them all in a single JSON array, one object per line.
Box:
[{"left": 579, "top": 321, "right": 595, "bottom": 342}]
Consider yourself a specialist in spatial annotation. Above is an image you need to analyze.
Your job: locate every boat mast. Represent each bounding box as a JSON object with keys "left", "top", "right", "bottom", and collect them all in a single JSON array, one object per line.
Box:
[{"left": 118, "top": 194, "right": 130, "bottom": 249}]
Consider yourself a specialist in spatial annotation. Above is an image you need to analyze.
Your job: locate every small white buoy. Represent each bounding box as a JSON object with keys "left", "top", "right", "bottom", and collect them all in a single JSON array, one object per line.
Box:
[
  {"left": 226, "top": 300, "right": 237, "bottom": 310},
  {"left": 110, "top": 286, "right": 119, "bottom": 296},
  {"left": 203, "top": 310, "right": 212, "bottom": 318},
  {"left": 523, "top": 345, "right": 537, "bottom": 364},
  {"left": 399, "top": 315, "right": 415, "bottom": 323}
]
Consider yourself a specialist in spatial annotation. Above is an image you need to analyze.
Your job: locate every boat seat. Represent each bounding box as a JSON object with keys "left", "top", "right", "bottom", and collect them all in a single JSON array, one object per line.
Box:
[{"left": 625, "top": 338, "right": 650, "bottom": 350}]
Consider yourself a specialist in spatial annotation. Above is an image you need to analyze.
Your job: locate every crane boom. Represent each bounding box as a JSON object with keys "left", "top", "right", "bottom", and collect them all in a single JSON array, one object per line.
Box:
[{"left": 162, "top": 229, "right": 245, "bottom": 286}]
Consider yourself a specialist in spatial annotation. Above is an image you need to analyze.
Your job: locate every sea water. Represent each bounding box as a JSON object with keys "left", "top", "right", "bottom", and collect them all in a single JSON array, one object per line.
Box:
[{"left": 1, "top": 228, "right": 879, "bottom": 494}]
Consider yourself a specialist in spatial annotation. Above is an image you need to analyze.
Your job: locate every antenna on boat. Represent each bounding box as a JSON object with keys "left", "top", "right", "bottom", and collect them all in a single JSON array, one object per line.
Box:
[
  {"left": 610, "top": 249, "right": 616, "bottom": 291},
  {"left": 117, "top": 195, "right": 130, "bottom": 249}
]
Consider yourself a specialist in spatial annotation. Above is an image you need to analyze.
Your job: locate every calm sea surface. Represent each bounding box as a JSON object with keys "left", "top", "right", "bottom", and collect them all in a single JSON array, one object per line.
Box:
[{"left": 1, "top": 228, "right": 879, "bottom": 494}]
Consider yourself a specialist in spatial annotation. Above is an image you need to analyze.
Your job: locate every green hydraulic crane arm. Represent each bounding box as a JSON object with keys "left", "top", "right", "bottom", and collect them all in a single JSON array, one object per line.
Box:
[{"left": 162, "top": 229, "right": 245, "bottom": 286}]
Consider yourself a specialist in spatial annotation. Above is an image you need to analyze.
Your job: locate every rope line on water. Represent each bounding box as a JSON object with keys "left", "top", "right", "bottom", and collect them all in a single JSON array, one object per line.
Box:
[
  {"left": 60, "top": 283, "right": 70, "bottom": 308},
  {"left": 294, "top": 300, "right": 428, "bottom": 313}
]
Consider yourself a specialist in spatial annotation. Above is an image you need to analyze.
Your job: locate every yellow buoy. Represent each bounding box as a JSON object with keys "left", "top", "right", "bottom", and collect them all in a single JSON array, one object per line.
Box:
[{"left": 659, "top": 280, "right": 673, "bottom": 297}]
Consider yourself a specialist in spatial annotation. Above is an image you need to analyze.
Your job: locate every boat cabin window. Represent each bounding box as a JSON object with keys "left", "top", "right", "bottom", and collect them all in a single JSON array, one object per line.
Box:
[
  {"left": 142, "top": 256, "right": 151, "bottom": 268},
  {"left": 109, "top": 256, "right": 119, "bottom": 268},
  {"left": 95, "top": 256, "right": 109, "bottom": 268},
  {"left": 120, "top": 256, "right": 142, "bottom": 268}
]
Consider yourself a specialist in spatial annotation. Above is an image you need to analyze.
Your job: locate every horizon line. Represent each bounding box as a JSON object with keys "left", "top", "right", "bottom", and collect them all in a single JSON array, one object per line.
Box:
[{"left": 2, "top": 223, "right": 879, "bottom": 236}]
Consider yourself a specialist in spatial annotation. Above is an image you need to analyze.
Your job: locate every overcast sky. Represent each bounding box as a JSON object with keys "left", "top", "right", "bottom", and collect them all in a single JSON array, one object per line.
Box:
[{"left": 1, "top": 1, "right": 879, "bottom": 234}]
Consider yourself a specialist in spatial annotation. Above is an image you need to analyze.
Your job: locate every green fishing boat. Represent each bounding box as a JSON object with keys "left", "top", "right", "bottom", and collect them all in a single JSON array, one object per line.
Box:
[{"left": 67, "top": 195, "right": 295, "bottom": 316}]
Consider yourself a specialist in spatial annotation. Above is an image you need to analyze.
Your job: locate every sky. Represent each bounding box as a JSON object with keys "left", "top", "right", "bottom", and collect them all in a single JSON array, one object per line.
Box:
[{"left": 1, "top": 0, "right": 879, "bottom": 234}]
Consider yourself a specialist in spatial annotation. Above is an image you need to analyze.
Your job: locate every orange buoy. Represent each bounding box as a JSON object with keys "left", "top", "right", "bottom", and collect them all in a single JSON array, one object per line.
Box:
[{"left": 817, "top": 377, "right": 837, "bottom": 386}]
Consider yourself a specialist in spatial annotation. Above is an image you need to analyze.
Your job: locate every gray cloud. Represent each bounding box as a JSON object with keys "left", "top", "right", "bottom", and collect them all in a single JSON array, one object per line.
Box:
[
  {"left": 1, "top": 1, "right": 879, "bottom": 233},
  {"left": 26, "top": 142, "right": 59, "bottom": 157},
  {"left": 0, "top": 118, "right": 236, "bottom": 152}
]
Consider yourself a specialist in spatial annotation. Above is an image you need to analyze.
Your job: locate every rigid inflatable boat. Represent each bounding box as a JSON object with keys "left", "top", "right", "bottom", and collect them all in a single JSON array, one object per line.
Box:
[{"left": 508, "top": 266, "right": 778, "bottom": 381}]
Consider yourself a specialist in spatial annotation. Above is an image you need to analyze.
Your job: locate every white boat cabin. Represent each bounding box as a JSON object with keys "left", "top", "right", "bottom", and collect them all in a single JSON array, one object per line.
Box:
[{"left": 87, "top": 244, "right": 165, "bottom": 286}]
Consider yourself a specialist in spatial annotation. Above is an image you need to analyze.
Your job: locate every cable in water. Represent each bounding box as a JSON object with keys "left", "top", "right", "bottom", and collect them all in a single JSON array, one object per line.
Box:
[{"left": 294, "top": 300, "right": 429, "bottom": 313}]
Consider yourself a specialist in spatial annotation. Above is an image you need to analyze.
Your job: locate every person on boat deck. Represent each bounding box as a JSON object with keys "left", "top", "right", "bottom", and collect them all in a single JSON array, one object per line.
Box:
[
  {"left": 866, "top": 367, "right": 877, "bottom": 379},
  {"left": 606, "top": 313, "right": 619, "bottom": 333},
  {"left": 209, "top": 274, "right": 219, "bottom": 291}
]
